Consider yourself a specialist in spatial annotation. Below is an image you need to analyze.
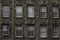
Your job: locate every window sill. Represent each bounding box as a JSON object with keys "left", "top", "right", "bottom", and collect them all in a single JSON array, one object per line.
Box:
[
  {"left": 40, "top": 17, "right": 47, "bottom": 19},
  {"left": 28, "top": 36, "right": 35, "bottom": 38},
  {"left": 52, "top": 36, "right": 59, "bottom": 38},
  {"left": 50, "top": 18, "right": 59, "bottom": 19},
  {"left": 3, "top": 34, "right": 9, "bottom": 35},
  {"left": 16, "top": 17, "right": 23, "bottom": 19},
  {"left": 40, "top": 36, "right": 47, "bottom": 38},
  {"left": 15, "top": 36, "right": 23, "bottom": 38},
  {"left": 2, "top": 17, "right": 10, "bottom": 19},
  {"left": 27, "top": 17, "right": 35, "bottom": 19}
]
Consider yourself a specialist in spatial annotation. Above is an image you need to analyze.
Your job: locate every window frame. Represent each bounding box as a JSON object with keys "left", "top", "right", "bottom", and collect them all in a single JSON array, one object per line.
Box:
[
  {"left": 2, "top": 24, "right": 10, "bottom": 36},
  {"left": 27, "top": 6, "right": 35, "bottom": 18},
  {"left": 15, "top": 25, "right": 23, "bottom": 37},
  {"left": 27, "top": 25, "right": 35, "bottom": 38},
  {"left": 52, "top": 25, "right": 59, "bottom": 38},
  {"left": 2, "top": 5, "right": 10, "bottom": 18},
  {"left": 40, "top": 25, "right": 47, "bottom": 38},
  {"left": 52, "top": 6, "right": 59, "bottom": 18},
  {"left": 16, "top": 6, "right": 23, "bottom": 18},
  {"left": 40, "top": 6, "right": 47, "bottom": 18}
]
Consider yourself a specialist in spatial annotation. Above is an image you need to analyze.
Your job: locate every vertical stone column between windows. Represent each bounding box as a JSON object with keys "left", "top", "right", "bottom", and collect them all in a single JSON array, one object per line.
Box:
[
  {"left": 0, "top": 0, "right": 2, "bottom": 40},
  {"left": 0, "top": 0, "right": 1, "bottom": 25},
  {"left": 11, "top": 0, "right": 16, "bottom": 40},
  {"left": 59, "top": 25, "right": 60, "bottom": 40},
  {"left": 34, "top": 3, "right": 40, "bottom": 40},
  {"left": 23, "top": 2, "right": 27, "bottom": 40},
  {"left": 59, "top": 2, "right": 60, "bottom": 40},
  {"left": 47, "top": 0, "right": 52, "bottom": 40},
  {"left": 0, "top": 24, "right": 1, "bottom": 40}
]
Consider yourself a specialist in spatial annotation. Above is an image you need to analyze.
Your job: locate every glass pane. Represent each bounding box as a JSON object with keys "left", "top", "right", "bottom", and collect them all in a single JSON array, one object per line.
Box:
[
  {"left": 53, "top": 7, "right": 59, "bottom": 12},
  {"left": 40, "top": 12, "right": 46, "bottom": 17},
  {"left": 40, "top": 26, "right": 47, "bottom": 37},
  {"left": 28, "top": 6, "right": 34, "bottom": 17},
  {"left": 15, "top": 26, "right": 22, "bottom": 37},
  {"left": 28, "top": 26, "right": 35, "bottom": 37},
  {"left": 3, "top": 6, "right": 10, "bottom": 17},
  {"left": 2, "top": 25, "right": 9, "bottom": 35},
  {"left": 52, "top": 26, "right": 59, "bottom": 37},
  {"left": 3, "top": 25, "right": 8, "bottom": 31},
  {"left": 40, "top": 6, "right": 47, "bottom": 18},
  {"left": 16, "top": 6, "right": 23, "bottom": 17},
  {"left": 40, "top": 7, "right": 47, "bottom": 12},
  {"left": 28, "top": 30, "right": 34, "bottom": 36},
  {"left": 53, "top": 7, "right": 59, "bottom": 18}
]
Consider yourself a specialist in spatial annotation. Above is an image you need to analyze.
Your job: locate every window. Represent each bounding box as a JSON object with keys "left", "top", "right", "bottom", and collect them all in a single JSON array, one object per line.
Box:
[
  {"left": 40, "top": 25, "right": 47, "bottom": 38},
  {"left": 52, "top": 25, "right": 59, "bottom": 38},
  {"left": 16, "top": 6, "right": 23, "bottom": 17},
  {"left": 28, "top": 26, "right": 35, "bottom": 37},
  {"left": 28, "top": 6, "right": 34, "bottom": 18},
  {"left": 15, "top": 26, "right": 23, "bottom": 37},
  {"left": 3, "top": 6, "right": 10, "bottom": 17},
  {"left": 52, "top": 7, "right": 59, "bottom": 18},
  {"left": 40, "top": 6, "right": 47, "bottom": 18},
  {"left": 2, "top": 25, "right": 9, "bottom": 36}
]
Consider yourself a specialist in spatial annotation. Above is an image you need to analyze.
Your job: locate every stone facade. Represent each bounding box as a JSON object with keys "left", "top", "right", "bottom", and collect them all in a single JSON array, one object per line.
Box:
[{"left": 0, "top": 0, "right": 60, "bottom": 40}]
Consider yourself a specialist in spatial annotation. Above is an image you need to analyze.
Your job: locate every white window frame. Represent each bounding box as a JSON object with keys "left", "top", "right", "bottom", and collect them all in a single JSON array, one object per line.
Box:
[
  {"left": 16, "top": 6, "right": 23, "bottom": 18},
  {"left": 52, "top": 25, "right": 59, "bottom": 38},
  {"left": 52, "top": 7, "right": 59, "bottom": 18},
  {"left": 15, "top": 26, "right": 23, "bottom": 37},
  {"left": 2, "top": 25, "right": 9, "bottom": 35},
  {"left": 28, "top": 6, "right": 34, "bottom": 18},
  {"left": 28, "top": 26, "right": 35, "bottom": 38},
  {"left": 40, "top": 6, "right": 47, "bottom": 18},
  {"left": 3, "top": 6, "right": 10, "bottom": 17},
  {"left": 40, "top": 26, "right": 47, "bottom": 38}
]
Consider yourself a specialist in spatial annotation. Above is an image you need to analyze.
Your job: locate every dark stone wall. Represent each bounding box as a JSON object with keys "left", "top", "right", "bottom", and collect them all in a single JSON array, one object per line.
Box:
[{"left": 0, "top": 0, "right": 60, "bottom": 40}]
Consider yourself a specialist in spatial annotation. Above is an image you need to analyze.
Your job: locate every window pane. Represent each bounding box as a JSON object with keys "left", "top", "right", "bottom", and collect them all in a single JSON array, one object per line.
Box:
[
  {"left": 28, "top": 26, "right": 35, "bottom": 37},
  {"left": 28, "top": 6, "right": 34, "bottom": 17},
  {"left": 3, "top": 6, "right": 10, "bottom": 17},
  {"left": 2, "top": 25, "right": 9, "bottom": 35},
  {"left": 40, "top": 7, "right": 47, "bottom": 12},
  {"left": 3, "top": 25, "right": 8, "bottom": 31},
  {"left": 53, "top": 7, "right": 59, "bottom": 18},
  {"left": 52, "top": 25, "right": 59, "bottom": 38},
  {"left": 16, "top": 6, "right": 23, "bottom": 17},
  {"left": 15, "top": 26, "right": 23, "bottom": 37},
  {"left": 40, "top": 26, "right": 47, "bottom": 37},
  {"left": 40, "top": 6, "right": 47, "bottom": 18},
  {"left": 53, "top": 7, "right": 59, "bottom": 12}
]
